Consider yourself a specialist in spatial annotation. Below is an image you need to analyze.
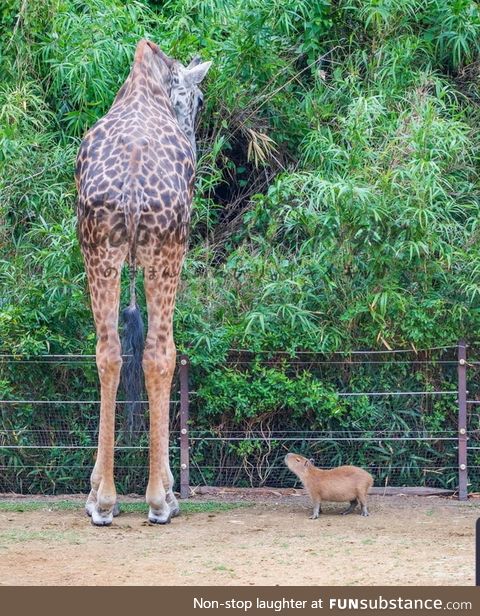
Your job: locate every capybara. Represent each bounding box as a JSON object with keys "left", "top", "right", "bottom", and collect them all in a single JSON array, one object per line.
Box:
[{"left": 285, "top": 453, "right": 373, "bottom": 518}]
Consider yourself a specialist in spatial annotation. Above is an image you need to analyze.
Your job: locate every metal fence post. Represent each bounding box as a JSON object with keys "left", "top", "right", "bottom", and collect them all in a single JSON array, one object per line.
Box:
[
  {"left": 457, "top": 340, "right": 468, "bottom": 501},
  {"left": 179, "top": 354, "right": 190, "bottom": 499}
]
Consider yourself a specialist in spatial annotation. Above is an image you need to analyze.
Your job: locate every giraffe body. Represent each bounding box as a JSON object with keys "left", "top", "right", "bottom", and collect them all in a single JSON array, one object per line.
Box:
[
  {"left": 77, "top": 42, "right": 194, "bottom": 278},
  {"left": 75, "top": 40, "right": 210, "bottom": 525}
]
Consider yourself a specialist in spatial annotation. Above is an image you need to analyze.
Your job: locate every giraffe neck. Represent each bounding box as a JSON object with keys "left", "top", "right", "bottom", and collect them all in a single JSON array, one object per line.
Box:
[
  {"left": 113, "top": 54, "right": 196, "bottom": 161},
  {"left": 176, "top": 115, "right": 196, "bottom": 161},
  {"left": 113, "top": 45, "right": 175, "bottom": 121}
]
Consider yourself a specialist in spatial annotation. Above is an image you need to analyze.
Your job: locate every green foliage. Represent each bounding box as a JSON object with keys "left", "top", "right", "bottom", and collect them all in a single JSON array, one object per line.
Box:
[{"left": 197, "top": 365, "right": 345, "bottom": 423}]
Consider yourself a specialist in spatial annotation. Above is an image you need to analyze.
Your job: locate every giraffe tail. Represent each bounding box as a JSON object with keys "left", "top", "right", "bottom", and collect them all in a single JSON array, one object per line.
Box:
[
  {"left": 121, "top": 160, "right": 144, "bottom": 438},
  {"left": 122, "top": 152, "right": 144, "bottom": 440},
  {"left": 121, "top": 290, "right": 144, "bottom": 439}
]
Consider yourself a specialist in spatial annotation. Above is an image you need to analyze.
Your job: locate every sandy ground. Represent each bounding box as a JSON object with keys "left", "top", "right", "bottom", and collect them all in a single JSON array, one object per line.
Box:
[{"left": 0, "top": 493, "right": 478, "bottom": 586}]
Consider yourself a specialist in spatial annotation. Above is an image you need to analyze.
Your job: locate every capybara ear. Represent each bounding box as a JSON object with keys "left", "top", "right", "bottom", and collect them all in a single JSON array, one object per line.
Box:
[{"left": 309, "top": 458, "right": 315, "bottom": 465}]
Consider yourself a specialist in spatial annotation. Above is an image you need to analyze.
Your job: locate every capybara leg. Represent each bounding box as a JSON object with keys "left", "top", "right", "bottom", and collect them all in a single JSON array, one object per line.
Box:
[
  {"left": 310, "top": 500, "right": 321, "bottom": 519},
  {"left": 358, "top": 496, "right": 369, "bottom": 516},
  {"left": 341, "top": 499, "right": 358, "bottom": 515}
]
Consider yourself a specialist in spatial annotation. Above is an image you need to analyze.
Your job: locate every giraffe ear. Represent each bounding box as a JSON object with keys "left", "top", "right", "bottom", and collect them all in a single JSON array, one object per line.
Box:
[
  {"left": 185, "top": 60, "right": 212, "bottom": 86},
  {"left": 187, "top": 55, "right": 203, "bottom": 69}
]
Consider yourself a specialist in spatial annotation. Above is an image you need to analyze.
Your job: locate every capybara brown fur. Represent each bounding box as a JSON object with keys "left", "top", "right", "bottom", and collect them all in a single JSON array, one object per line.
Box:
[{"left": 285, "top": 453, "right": 373, "bottom": 518}]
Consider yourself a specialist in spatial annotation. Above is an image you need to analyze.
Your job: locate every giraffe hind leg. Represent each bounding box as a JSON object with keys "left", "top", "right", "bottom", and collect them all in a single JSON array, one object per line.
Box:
[
  {"left": 83, "top": 248, "right": 126, "bottom": 525},
  {"left": 142, "top": 255, "right": 182, "bottom": 524}
]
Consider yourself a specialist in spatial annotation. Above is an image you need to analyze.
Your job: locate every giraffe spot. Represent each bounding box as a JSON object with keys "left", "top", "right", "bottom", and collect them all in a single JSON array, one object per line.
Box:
[
  {"left": 141, "top": 213, "right": 154, "bottom": 224},
  {"left": 161, "top": 191, "right": 173, "bottom": 209},
  {"left": 112, "top": 177, "right": 124, "bottom": 190},
  {"left": 116, "top": 83, "right": 128, "bottom": 99},
  {"left": 137, "top": 225, "right": 151, "bottom": 246},
  {"left": 109, "top": 224, "right": 127, "bottom": 247},
  {"left": 149, "top": 199, "right": 163, "bottom": 210},
  {"left": 103, "top": 266, "right": 118, "bottom": 279},
  {"left": 144, "top": 186, "right": 158, "bottom": 198},
  {"left": 94, "top": 209, "right": 107, "bottom": 221},
  {"left": 158, "top": 213, "right": 167, "bottom": 227},
  {"left": 104, "top": 156, "right": 117, "bottom": 168}
]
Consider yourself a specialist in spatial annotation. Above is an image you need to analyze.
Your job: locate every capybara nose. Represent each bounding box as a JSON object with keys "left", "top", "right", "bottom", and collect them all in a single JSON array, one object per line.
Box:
[{"left": 284, "top": 453, "right": 291, "bottom": 463}]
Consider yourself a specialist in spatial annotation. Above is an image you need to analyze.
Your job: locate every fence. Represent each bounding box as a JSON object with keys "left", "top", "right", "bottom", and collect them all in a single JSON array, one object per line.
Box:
[{"left": 0, "top": 342, "right": 478, "bottom": 499}]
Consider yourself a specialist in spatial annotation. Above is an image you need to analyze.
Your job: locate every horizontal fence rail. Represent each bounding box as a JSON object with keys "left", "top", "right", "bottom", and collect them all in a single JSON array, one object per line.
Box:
[{"left": 0, "top": 343, "right": 478, "bottom": 498}]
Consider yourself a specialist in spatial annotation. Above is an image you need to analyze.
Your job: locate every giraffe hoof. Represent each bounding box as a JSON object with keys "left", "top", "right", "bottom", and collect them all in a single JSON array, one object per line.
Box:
[
  {"left": 148, "top": 508, "right": 172, "bottom": 525},
  {"left": 86, "top": 501, "right": 119, "bottom": 518},
  {"left": 148, "top": 516, "right": 171, "bottom": 525},
  {"left": 91, "top": 508, "right": 114, "bottom": 526},
  {"left": 167, "top": 497, "right": 180, "bottom": 518},
  {"left": 91, "top": 518, "right": 112, "bottom": 527}
]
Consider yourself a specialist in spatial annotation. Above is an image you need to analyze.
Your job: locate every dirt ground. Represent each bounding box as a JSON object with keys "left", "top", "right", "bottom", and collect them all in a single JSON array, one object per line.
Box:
[{"left": 0, "top": 492, "right": 478, "bottom": 586}]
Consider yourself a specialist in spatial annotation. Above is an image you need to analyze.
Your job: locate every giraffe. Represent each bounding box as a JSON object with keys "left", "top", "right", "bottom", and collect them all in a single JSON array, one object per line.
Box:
[{"left": 75, "top": 39, "right": 211, "bottom": 526}]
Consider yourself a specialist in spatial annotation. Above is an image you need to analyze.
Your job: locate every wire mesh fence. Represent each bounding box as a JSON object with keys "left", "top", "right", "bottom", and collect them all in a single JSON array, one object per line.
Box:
[
  {"left": 0, "top": 343, "right": 478, "bottom": 497},
  {"left": 188, "top": 430, "right": 460, "bottom": 491},
  {"left": 0, "top": 352, "right": 181, "bottom": 494}
]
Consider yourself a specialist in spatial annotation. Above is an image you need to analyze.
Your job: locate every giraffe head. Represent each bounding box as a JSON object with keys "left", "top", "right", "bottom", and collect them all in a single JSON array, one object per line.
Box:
[{"left": 170, "top": 57, "right": 212, "bottom": 156}]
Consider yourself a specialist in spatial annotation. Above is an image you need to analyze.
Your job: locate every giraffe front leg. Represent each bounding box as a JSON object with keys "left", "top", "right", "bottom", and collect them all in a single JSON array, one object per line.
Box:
[{"left": 143, "top": 267, "right": 180, "bottom": 524}]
